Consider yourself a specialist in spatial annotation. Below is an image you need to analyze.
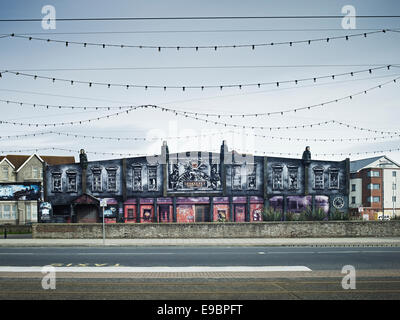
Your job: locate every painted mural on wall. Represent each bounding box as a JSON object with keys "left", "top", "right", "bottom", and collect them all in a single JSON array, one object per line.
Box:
[
  {"left": 176, "top": 205, "right": 195, "bottom": 223},
  {"left": 140, "top": 205, "right": 154, "bottom": 223},
  {"left": 234, "top": 205, "right": 246, "bottom": 222},
  {"left": 250, "top": 203, "right": 263, "bottom": 222},
  {"left": 315, "top": 195, "right": 329, "bottom": 214},
  {"left": 213, "top": 204, "right": 229, "bottom": 222},
  {"left": 159, "top": 204, "right": 173, "bottom": 223},
  {"left": 0, "top": 183, "right": 41, "bottom": 200},
  {"left": 287, "top": 196, "right": 312, "bottom": 214},
  {"left": 168, "top": 159, "right": 221, "bottom": 192}
]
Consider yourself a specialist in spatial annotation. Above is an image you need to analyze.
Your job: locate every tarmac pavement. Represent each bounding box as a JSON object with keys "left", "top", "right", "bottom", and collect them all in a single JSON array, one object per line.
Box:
[{"left": 0, "top": 237, "right": 400, "bottom": 247}]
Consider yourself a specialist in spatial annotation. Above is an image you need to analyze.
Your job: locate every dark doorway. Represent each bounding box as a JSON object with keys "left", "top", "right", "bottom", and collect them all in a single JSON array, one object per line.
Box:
[
  {"left": 195, "top": 205, "right": 210, "bottom": 222},
  {"left": 75, "top": 204, "right": 99, "bottom": 223}
]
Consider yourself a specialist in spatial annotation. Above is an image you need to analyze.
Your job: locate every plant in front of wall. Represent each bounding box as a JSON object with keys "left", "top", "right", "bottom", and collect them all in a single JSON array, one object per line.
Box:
[
  {"left": 330, "top": 209, "right": 349, "bottom": 220},
  {"left": 313, "top": 208, "right": 328, "bottom": 221},
  {"left": 262, "top": 208, "right": 282, "bottom": 221},
  {"left": 285, "top": 211, "right": 298, "bottom": 221},
  {"left": 298, "top": 207, "right": 313, "bottom": 221}
]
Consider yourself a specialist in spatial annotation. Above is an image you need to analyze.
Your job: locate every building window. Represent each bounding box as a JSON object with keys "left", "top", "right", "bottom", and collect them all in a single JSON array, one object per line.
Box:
[
  {"left": 147, "top": 166, "right": 157, "bottom": 191},
  {"left": 247, "top": 164, "right": 257, "bottom": 190},
  {"left": 351, "top": 184, "right": 356, "bottom": 192},
  {"left": 91, "top": 167, "right": 102, "bottom": 192},
  {"left": 393, "top": 196, "right": 397, "bottom": 203},
  {"left": 351, "top": 196, "right": 356, "bottom": 204},
  {"left": 51, "top": 172, "right": 62, "bottom": 192},
  {"left": 272, "top": 164, "right": 283, "bottom": 191},
  {"left": 232, "top": 165, "right": 242, "bottom": 190},
  {"left": 288, "top": 166, "right": 298, "bottom": 190},
  {"left": 1, "top": 166, "right": 8, "bottom": 180},
  {"left": 26, "top": 203, "right": 31, "bottom": 220},
  {"left": 313, "top": 166, "right": 324, "bottom": 190},
  {"left": 106, "top": 167, "right": 118, "bottom": 192},
  {"left": 3, "top": 205, "right": 10, "bottom": 219},
  {"left": 133, "top": 166, "right": 142, "bottom": 191},
  {"left": 367, "top": 184, "right": 380, "bottom": 190},
  {"left": 393, "top": 183, "right": 397, "bottom": 190},
  {"left": 368, "top": 196, "right": 380, "bottom": 203},
  {"left": 328, "top": 168, "right": 339, "bottom": 189},
  {"left": 32, "top": 167, "right": 40, "bottom": 179},
  {"left": 66, "top": 170, "right": 77, "bottom": 192},
  {"left": 393, "top": 171, "right": 397, "bottom": 177},
  {"left": 367, "top": 171, "right": 380, "bottom": 177},
  {"left": 11, "top": 205, "right": 16, "bottom": 219}
]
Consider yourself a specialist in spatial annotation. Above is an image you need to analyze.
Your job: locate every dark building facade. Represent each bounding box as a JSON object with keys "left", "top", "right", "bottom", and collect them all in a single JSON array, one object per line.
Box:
[{"left": 44, "top": 142, "right": 350, "bottom": 223}]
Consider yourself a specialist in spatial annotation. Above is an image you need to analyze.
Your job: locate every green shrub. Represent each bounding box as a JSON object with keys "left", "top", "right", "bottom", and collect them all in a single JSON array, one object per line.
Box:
[
  {"left": 262, "top": 208, "right": 282, "bottom": 221},
  {"left": 296, "top": 207, "right": 327, "bottom": 221},
  {"left": 285, "top": 211, "right": 298, "bottom": 221},
  {"left": 330, "top": 209, "right": 349, "bottom": 220}
]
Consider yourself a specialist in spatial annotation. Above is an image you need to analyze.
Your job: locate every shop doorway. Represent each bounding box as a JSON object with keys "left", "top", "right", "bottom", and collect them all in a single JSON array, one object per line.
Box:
[
  {"left": 75, "top": 204, "right": 98, "bottom": 223},
  {"left": 195, "top": 205, "right": 210, "bottom": 222}
]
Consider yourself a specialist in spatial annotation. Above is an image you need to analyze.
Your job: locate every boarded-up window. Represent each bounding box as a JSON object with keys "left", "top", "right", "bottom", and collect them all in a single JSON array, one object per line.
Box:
[
  {"left": 148, "top": 166, "right": 157, "bottom": 191},
  {"left": 133, "top": 166, "right": 142, "bottom": 191}
]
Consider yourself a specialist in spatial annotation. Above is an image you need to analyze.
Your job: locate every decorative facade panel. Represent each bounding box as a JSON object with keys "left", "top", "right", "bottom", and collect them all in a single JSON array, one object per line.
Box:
[{"left": 167, "top": 157, "right": 221, "bottom": 192}]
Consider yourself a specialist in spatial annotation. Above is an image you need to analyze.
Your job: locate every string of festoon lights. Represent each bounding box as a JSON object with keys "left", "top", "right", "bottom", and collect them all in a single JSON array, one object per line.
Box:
[
  {"left": 0, "top": 147, "right": 149, "bottom": 157},
  {"left": 0, "top": 129, "right": 233, "bottom": 141},
  {"left": 2, "top": 29, "right": 398, "bottom": 51},
  {"left": 234, "top": 147, "right": 400, "bottom": 157},
  {"left": 2, "top": 146, "right": 400, "bottom": 159},
  {"left": 0, "top": 65, "right": 396, "bottom": 91},
  {"left": 1, "top": 127, "right": 400, "bottom": 143},
  {"left": 0, "top": 105, "right": 143, "bottom": 126},
  {"left": 0, "top": 75, "right": 399, "bottom": 127}
]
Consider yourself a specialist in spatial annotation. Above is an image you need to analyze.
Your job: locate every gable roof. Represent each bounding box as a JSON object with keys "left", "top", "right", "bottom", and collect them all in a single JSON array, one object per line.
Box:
[
  {"left": 0, "top": 154, "right": 75, "bottom": 171},
  {"left": 15, "top": 154, "right": 44, "bottom": 172},
  {"left": 350, "top": 155, "right": 400, "bottom": 173},
  {"left": 0, "top": 157, "right": 15, "bottom": 169}
]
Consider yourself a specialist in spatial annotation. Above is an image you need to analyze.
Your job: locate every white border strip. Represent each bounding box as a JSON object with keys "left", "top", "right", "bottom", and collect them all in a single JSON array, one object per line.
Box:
[{"left": 0, "top": 266, "right": 312, "bottom": 273}]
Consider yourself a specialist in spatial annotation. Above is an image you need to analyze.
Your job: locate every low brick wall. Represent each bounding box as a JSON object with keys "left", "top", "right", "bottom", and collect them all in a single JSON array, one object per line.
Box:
[
  {"left": 0, "top": 225, "right": 32, "bottom": 234},
  {"left": 32, "top": 221, "right": 400, "bottom": 239}
]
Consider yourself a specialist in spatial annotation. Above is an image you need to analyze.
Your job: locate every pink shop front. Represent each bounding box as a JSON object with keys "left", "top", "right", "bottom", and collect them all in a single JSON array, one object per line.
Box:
[{"left": 122, "top": 196, "right": 264, "bottom": 223}]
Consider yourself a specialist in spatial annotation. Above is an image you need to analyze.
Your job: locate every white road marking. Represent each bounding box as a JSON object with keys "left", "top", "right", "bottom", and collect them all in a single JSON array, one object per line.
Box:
[
  {"left": 0, "top": 266, "right": 312, "bottom": 273},
  {"left": 0, "top": 253, "right": 34, "bottom": 255},
  {"left": 76, "top": 253, "right": 176, "bottom": 255}
]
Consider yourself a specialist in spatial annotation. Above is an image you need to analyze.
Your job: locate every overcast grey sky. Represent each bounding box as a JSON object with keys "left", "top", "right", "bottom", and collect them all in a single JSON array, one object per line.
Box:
[{"left": 0, "top": 0, "right": 399, "bottom": 162}]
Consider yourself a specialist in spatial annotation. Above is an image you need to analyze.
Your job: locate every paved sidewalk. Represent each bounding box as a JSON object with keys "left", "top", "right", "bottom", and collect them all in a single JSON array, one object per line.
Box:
[{"left": 0, "top": 237, "right": 400, "bottom": 247}]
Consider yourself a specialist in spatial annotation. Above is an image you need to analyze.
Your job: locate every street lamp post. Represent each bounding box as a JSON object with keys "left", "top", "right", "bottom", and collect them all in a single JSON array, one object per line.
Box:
[{"left": 100, "top": 199, "right": 107, "bottom": 245}]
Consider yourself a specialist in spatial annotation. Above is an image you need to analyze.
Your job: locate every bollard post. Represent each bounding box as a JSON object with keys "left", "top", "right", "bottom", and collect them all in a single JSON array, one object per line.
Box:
[{"left": 4, "top": 226, "right": 7, "bottom": 239}]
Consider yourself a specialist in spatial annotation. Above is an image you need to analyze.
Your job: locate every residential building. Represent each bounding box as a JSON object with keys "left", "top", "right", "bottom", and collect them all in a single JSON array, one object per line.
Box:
[
  {"left": 44, "top": 142, "right": 349, "bottom": 223},
  {"left": 350, "top": 155, "right": 400, "bottom": 219},
  {"left": 0, "top": 154, "right": 75, "bottom": 225}
]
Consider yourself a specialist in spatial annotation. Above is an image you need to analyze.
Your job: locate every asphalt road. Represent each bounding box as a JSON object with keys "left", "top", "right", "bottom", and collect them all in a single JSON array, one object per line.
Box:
[
  {"left": 1, "top": 246, "right": 400, "bottom": 270},
  {"left": 0, "top": 246, "right": 399, "bottom": 300}
]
